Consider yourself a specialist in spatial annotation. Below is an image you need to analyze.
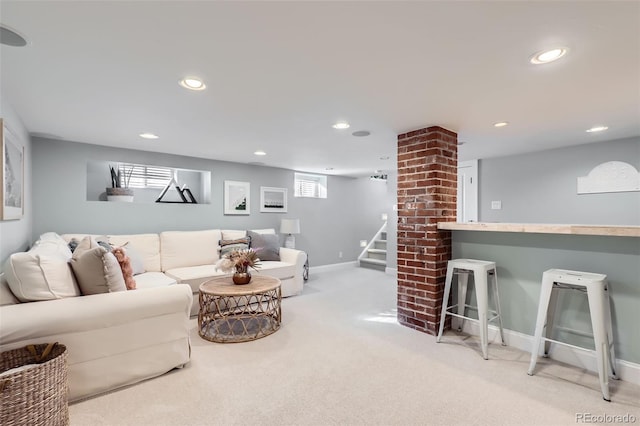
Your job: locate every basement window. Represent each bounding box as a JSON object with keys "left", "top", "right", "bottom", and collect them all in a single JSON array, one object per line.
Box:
[
  {"left": 294, "top": 172, "right": 327, "bottom": 198},
  {"left": 119, "top": 163, "right": 173, "bottom": 189}
]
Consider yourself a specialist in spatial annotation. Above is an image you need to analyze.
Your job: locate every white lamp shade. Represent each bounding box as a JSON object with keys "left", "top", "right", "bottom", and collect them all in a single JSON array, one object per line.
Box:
[{"left": 280, "top": 218, "right": 300, "bottom": 234}]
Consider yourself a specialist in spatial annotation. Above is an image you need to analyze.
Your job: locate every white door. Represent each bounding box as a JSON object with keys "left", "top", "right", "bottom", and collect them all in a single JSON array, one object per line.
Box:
[{"left": 457, "top": 160, "right": 478, "bottom": 222}]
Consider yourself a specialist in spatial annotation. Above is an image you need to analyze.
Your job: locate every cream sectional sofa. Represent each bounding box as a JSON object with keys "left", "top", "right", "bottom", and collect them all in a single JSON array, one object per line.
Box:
[
  {"left": 0, "top": 233, "right": 193, "bottom": 402},
  {"left": 0, "top": 228, "right": 305, "bottom": 401},
  {"left": 61, "top": 228, "right": 306, "bottom": 316}
]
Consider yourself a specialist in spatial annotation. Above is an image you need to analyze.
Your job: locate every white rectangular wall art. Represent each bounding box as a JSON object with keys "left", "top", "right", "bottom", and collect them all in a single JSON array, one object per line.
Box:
[
  {"left": 1, "top": 119, "right": 24, "bottom": 221},
  {"left": 260, "top": 187, "right": 287, "bottom": 213},
  {"left": 224, "top": 180, "right": 250, "bottom": 215}
]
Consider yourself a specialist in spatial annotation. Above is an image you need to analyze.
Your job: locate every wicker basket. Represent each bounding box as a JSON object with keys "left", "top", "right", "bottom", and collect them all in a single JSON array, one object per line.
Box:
[{"left": 0, "top": 343, "right": 69, "bottom": 426}]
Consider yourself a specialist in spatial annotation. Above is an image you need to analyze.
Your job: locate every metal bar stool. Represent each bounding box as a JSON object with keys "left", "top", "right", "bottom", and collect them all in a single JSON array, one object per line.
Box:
[
  {"left": 528, "top": 269, "right": 618, "bottom": 401},
  {"left": 436, "top": 259, "right": 505, "bottom": 359}
]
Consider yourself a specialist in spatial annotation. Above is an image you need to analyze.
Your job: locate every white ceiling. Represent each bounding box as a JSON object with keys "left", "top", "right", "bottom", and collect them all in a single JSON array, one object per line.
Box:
[{"left": 1, "top": 1, "right": 639, "bottom": 177}]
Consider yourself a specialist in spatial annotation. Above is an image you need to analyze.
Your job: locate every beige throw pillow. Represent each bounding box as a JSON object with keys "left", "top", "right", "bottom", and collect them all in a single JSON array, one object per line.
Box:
[{"left": 71, "top": 246, "right": 127, "bottom": 295}]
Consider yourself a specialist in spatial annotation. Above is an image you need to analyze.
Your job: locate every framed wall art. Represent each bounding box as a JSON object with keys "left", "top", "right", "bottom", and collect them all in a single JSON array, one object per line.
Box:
[
  {"left": 224, "top": 180, "right": 250, "bottom": 215},
  {"left": 260, "top": 187, "right": 288, "bottom": 213},
  {"left": 1, "top": 119, "right": 24, "bottom": 221}
]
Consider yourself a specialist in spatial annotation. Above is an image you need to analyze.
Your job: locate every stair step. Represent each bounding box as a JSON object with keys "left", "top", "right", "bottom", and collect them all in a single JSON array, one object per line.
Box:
[
  {"left": 360, "top": 258, "right": 386, "bottom": 272},
  {"left": 360, "top": 258, "right": 386, "bottom": 266},
  {"left": 367, "top": 248, "right": 386, "bottom": 254}
]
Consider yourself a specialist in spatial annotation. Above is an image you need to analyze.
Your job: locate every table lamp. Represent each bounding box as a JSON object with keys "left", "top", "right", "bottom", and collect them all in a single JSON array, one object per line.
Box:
[{"left": 280, "top": 218, "right": 300, "bottom": 249}]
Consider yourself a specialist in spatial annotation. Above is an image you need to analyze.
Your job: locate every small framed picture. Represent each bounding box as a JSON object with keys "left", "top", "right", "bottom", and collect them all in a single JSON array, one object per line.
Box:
[
  {"left": 260, "top": 187, "right": 288, "bottom": 213},
  {"left": 224, "top": 180, "right": 250, "bottom": 215},
  {"left": 1, "top": 119, "right": 24, "bottom": 221}
]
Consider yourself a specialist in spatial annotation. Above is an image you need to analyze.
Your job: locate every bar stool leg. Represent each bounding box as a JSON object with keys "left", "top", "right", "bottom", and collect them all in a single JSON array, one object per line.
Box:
[
  {"left": 528, "top": 273, "right": 554, "bottom": 375},
  {"left": 603, "top": 284, "right": 618, "bottom": 380},
  {"left": 543, "top": 285, "right": 560, "bottom": 357},
  {"left": 490, "top": 268, "right": 506, "bottom": 345},
  {"left": 475, "top": 270, "right": 489, "bottom": 360},
  {"left": 455, "top": 271, "right": 470, "bottom": 331},
  {"left": 586, "top": 285, "right": 611, "bottom": 401},
  {"left": 436, "top": 263, "right": 455, "bottom": 343}
]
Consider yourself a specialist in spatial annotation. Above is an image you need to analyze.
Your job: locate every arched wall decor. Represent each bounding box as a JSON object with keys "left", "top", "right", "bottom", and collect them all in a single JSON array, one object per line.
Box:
[{"left": 577, "top": 161, "right": 640, "bottom": 194}]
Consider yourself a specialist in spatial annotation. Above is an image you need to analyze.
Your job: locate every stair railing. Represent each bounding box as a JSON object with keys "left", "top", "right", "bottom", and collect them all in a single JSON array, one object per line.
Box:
[{"left": 357, "top": 221, "right": 388, "bottom": 262}]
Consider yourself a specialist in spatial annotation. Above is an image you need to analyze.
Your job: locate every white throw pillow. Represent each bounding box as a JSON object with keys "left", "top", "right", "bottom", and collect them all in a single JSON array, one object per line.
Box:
[{"left": 4, "top": 252, "right": 80, "bottom": 302}]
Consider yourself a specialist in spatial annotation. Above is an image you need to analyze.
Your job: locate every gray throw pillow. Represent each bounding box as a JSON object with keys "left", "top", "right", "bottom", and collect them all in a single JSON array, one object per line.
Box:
[
  {"left": 247, "top": 231, "right": 280, "bottom": 261},
  {"left": 123, "top": 244, "right": 145, "bottom": 275},
  {"left": 71, "top": 246, "right": 127, "bottom": 295}
]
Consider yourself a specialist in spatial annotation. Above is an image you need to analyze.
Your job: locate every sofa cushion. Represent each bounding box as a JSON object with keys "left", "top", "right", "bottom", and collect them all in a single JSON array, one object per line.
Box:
[
  {"left": 71, "top": 246, "right": 127, "bottom": 295},
  {"left": 247, "top": 231, "right": 280, "bottom": 261},
  {"left": 257, "top": 262, "right": 296, "bottom": 280},
  {"left": 108, "top": 234, "right": 161, "bottom": 272},
  {"left": 221, "top": 230, "right": 247, "bottom": 240},
  {"left": 160, "top": 230, "right": 222, "bottom": 271},
  {"left": 165, "top": 265, "right": 226, "bottom": 293},
  {"left": 134, "top": 272, "right": 177, "bottom": 289},
  {"left": 0, "top": 277, "right": 19, "bottom": 306},
  {"left": 4, "top": 235, "right": 80, "bottom": 302}
]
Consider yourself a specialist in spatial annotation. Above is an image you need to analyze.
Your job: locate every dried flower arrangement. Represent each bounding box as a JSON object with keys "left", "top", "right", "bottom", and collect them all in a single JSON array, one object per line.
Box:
[{"left": 215, "top": 248, "right": 261, "bottom": 274}]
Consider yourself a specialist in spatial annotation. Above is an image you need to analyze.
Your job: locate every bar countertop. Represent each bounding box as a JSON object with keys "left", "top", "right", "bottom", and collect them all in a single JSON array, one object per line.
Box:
[{"left": 436, "top": 222, "right": 640, "bottom": 237}]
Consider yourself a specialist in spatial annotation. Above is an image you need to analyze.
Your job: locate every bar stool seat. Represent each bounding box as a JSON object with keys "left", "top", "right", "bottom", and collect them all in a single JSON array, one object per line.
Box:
[
  {"left": 528, "top": 268, "right": 618, "bottom": 401},
  {"left": 436, "top": 259, "right": 505, "bottom": 359}
]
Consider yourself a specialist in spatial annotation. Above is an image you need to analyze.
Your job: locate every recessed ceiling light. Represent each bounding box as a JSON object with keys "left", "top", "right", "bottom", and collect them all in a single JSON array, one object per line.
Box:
[
  {"left": 586, "top": 126, "right": 609, "bottom": 133},
  {"left": 332, "top": 121, "right": 350, "bottom": 130},
  {"left": 494, "top": 122, "right": 509, "bottom": 128},
  {"left": 179, "top": 77, "right": 206, "bottom": 91},
  {"left": 352, "top": 130, "right": 370, "bottom": 137},
  {"left": 254, "top": 150, "right": 267, "bottom": 156},
  {"left": 530, "top": 47, "right": 568, "bottom": 65},
  {"left": 0, "top": 25, "right": 28, "bottom": 47},
  {"left": 139, "top": 132, "right": 159, "bottom": 139}
]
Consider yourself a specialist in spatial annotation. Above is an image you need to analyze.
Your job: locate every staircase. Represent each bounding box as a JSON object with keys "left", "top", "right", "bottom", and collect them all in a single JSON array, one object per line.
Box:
[{"left": 358, "top": 224, "right": 387, "bottom": 272}]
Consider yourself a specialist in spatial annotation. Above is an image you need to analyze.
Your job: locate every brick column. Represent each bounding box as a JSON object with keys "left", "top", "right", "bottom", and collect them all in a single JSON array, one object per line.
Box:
[{"left": 397, "top": 126, "right": 457, "bottom": 335}]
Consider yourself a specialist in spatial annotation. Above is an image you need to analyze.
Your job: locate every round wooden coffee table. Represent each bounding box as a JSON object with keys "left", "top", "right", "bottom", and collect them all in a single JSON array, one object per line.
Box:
[{"left": 198, "top": 275, "right": 281, "bottom": 343}]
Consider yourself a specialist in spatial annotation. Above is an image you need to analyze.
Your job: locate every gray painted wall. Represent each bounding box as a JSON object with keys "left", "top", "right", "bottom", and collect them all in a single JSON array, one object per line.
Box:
[
  {"left": 0, "top": 99, "right": 32, "bottom": 273},
  {"left": 452, "top": 137, "right": 640, "bottom": 364},
  {"left": 479, "top": 137, "right": 640, "bottom": 224},
  {"left": 32, "top": 137, "right": 391, "bottom": 267}
]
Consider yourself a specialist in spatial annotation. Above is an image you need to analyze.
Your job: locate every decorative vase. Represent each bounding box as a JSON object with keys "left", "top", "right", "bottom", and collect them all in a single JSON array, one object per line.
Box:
[
  {"left": 232, "top": 272, "right": 251, "bottom": 285},
  {"left": 106, "top": 187, "right": 134, "bottom": 202}
]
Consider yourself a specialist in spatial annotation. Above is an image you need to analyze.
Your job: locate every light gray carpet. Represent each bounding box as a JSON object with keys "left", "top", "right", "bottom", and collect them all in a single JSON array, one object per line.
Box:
[{"left": 70, "top": 267, "right": 640, "bottom": 426}]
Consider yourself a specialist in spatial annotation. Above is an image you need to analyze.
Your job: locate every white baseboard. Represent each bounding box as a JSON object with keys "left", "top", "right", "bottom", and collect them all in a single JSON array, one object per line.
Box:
[
  {"left": 385, "top": 267, "right": 397, "bottom": 277},
  {"left": 309, "top": 261, "right": 357, "bottom": 274},
  {"left": 457, "top": 320, "right": 640, "bottom": 386}
]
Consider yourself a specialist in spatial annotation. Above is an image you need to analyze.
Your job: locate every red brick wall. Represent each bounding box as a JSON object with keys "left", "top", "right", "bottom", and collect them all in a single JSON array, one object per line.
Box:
[{"left": 397, "top": 126, "right": 457, "bottom": 335}]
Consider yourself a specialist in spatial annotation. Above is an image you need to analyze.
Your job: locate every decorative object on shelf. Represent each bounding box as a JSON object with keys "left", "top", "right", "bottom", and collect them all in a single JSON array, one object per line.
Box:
[
  {"left": 156, "top": 171, "right": 197, "bottom": 203},
  {"left": 1, "top": 119, "right": 24, "bottom": 220},
  {"left": 215, "top": 248, "right": 261, "bottom": 285},
  {"left": 106, "top": 164, "right": 134, "bottom": 202},
  {"left": 280, "top": 218, "right": 300, "bottom": 249},
  {"left": 224, "top": 180, "right": 250, "bottom": 215},
  {"left": 260, "top": 186, "right": 288, "bottom": 212}
]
